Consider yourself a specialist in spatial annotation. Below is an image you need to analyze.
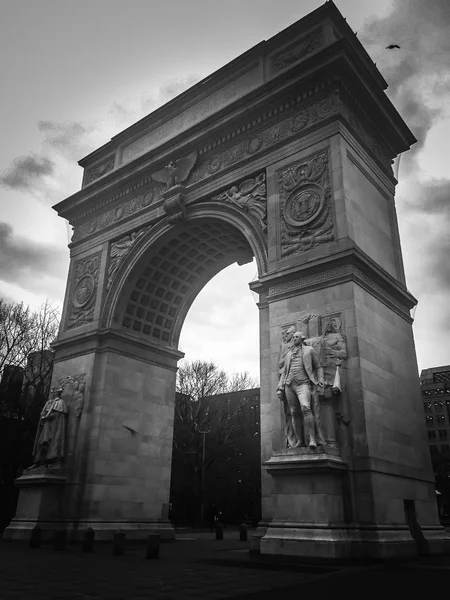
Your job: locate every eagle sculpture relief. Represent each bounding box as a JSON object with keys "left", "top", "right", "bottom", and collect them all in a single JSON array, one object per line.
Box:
[{"left": 151, "top": 151, "right": 198, "bottom": 191}]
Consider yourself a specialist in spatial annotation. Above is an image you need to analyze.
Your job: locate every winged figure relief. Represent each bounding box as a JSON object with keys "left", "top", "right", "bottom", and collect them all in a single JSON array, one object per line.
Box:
[
  {"left": 151, "top": 151, "right": 198, "bottom": 191},
  {"left": 213, "top": 173, "right": 267, "bottom": 232}
]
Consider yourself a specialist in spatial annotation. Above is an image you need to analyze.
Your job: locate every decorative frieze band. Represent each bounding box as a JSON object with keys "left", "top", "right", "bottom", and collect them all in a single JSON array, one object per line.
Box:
[
  {"left": 267, "top": 263, "right": 411, "bottom": 320},
  {"left": 72, "top": 184, "right": 162, "bottom": 242},
  {"left": 72, "top": 88, "right": 391, "bottom": 244},
  {"left": 268, "top": 265, "right": 351, "bottom": 297}
]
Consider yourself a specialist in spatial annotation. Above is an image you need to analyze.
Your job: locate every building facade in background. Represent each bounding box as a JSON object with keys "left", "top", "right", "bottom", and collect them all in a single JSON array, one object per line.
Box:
[
  {"left": 170, "top": 388, "right": 261, "bottom": 527},
  {"left": 421, "top": 366, "right": 450, "bottom": 518},
  {"left": 171, "top": 369, "right": 450, "bottom": 528}
]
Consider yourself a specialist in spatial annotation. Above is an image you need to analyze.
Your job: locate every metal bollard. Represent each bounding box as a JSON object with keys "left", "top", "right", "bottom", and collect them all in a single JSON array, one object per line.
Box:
[
  {"left": 112, "top": 531, "right": 125, "bottom": 556},
  {"left": 29, "top": 525, "right": 42, "bottom": 549},
  {"left": 215, "top": 522, "right": 223, "bottom": 540},
  {"left": 82, "top": 527, "right": 95, "bottom": 553},
  {"left": 146, "top": 534, "right": 160, "bottom": 559},
  {"left": 54, "top": 529, "right": 67, "bottom": 551},
  {"left": 239, "top": 523, "right": 248, "bottom": 542}
]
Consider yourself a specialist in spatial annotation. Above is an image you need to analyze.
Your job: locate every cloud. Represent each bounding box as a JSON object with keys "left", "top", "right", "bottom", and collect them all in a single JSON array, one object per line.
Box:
[
  {"left": 0, "top": 154, "right": 55, "bottom": 192},
  {"left": 360, "top": 0, "right": 450, "bottom": 159},
  {"left": 179, "top": 262, "right": 259, "bottom": 378},
  {"left": 158, "top": 75, "right": 200, "bottom": 103},
  {"left": 105, "top": 76, "right": 201, "bottom": 133},
  {"left": 37, "top": 120, "right": 96, "bottom": 160},
  {"left": 0, "top": 222, "right": 68, "bottom": 296},
  {"left": 404, "top": 178, "right": 450, "bottom": 216}
]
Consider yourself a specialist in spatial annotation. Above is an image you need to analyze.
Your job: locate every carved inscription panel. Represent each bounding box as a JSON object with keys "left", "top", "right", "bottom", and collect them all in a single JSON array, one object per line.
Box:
[{"left": 121, "top": 65, "right": 261, "bottom": 164}]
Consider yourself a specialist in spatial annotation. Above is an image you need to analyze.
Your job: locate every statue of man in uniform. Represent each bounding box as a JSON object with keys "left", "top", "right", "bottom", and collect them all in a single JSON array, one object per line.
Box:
[{"left": 277, "top": 331, "right": 325, "bottom": 449}]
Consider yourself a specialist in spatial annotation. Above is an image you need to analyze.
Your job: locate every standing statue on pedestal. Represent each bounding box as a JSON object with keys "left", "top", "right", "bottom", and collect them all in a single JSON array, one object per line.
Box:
[
  {"left": 278, "top": 325, "right": 298, "bottom": 448},
  {"left": 31, "top": 387, "right": 68, "bottom": 468},
  {"left": 277, "top": 331, "right": 325, "bottom": 449}
]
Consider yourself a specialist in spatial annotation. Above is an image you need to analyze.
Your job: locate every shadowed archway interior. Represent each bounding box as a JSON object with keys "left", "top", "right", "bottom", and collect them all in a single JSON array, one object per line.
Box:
[{"left": 112, "top": 218, "right": 254, "bottom": 348}]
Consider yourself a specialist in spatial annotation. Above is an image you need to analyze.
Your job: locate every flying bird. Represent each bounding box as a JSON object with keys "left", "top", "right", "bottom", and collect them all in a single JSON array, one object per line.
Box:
[{"left": 386, "top": 44, "right": 401, "bottom": 49}]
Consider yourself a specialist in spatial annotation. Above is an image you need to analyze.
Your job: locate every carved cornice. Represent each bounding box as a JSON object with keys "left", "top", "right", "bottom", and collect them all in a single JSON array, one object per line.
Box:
[
  {"left": 70, "top": 82, "right": 336, "bottom": 241},
  {"left": 72, "top": 182, "right": 162, "bottom": 242},
  {"left": 70, "top": 85, "right": 393, "bottom": 245},
  {"left": 251, "top": 246, "right": 416, "bottom": 321},
  {"left": 52, "top": 328, "right": 183, "bottom": 368}
]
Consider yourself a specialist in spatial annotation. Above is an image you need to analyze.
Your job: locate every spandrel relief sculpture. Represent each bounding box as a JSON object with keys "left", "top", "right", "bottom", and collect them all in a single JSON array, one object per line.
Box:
[
  {"left": 212, "top": 173, "right": 267, "bottom": 233},
  {"left": 107, "top": 226, "right": 149, "bottom": 290},
  {"left": 277, "top": 313, "right": 347, "bottom": 453}
]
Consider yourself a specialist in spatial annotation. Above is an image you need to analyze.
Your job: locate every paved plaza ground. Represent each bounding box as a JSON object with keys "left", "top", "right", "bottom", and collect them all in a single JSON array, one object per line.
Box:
[{"left": 1, "top": 528, "right": 450, "bottom": 599}]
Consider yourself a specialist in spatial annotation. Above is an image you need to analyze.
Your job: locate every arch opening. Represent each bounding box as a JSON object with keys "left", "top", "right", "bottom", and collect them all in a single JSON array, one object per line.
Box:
[{"left": 112, "top": 217, "right": 256, "bottom": 350}]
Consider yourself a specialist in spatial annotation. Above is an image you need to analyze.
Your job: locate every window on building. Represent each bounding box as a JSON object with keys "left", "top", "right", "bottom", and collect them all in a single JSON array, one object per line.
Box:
[
  {"left": 250, "top": 404, "right": 259, "bottom": 427},
  {"left": 426, "top": 416, "right": 434, "bottom": 427},
  {"left": 439, "top": 430, "right": 448, "bottom": 440},
  {"left": 437, "top": 415, "right": 446, "bottom": 425},
  {"left": 423, "top": 402, "right": 432, "bottom": 413},
  {"left": 428, "top": 430, "right": 436, "bottom": 440},
  {"left": 430, "top": 445, "right": 440, "bottom": 457},
  {"left": 434, "top": 401, "right": 444, "bottom": 412},
  {"left": 433, "top": 371, "right": 450, "bottom": 384},
  {"left": 441, "top": 444, "right": 450, "bottom": 454}
]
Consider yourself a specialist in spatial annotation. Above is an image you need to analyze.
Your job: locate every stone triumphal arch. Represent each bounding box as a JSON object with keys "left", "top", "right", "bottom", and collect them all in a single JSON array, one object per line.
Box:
[{"left": 8, "top": 2, "right": 450, "bottom": 557}]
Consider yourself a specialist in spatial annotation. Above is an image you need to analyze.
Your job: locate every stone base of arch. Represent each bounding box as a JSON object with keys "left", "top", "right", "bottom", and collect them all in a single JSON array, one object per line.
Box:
[
  {"left": 6, "top": 331, "right": 181, "bottom": 543},
  {"left": 256, "top": 454, "right": 450, "bottom": 559}
]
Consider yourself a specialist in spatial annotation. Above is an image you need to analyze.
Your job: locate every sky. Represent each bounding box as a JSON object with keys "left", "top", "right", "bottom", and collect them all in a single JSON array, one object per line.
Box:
[{"left": 0, "top": 0, "right": 449, "bottom": 381}]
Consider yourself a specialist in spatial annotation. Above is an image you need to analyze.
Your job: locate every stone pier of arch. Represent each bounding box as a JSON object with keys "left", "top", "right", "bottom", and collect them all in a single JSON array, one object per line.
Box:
[{"left": 7, "top": 2, "right": 450, "bottom": 558}]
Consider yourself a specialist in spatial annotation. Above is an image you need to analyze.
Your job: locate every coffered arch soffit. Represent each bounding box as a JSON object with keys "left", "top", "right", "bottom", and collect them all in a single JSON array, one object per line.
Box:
[{"left": 103, "top": 203, "right": 268, "bottom": 349}]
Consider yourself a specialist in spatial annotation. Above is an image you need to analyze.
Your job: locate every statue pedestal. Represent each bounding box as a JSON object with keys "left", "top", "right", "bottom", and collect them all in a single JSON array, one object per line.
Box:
[
  {"left": 4, "top": 467, "right": 66, "bottom": 542},
  {"left": 261, "top": 452, "right": 355, "bottom": 559},
  {"left": 259, "top": 451, "right": 446, "bottom": 559}
]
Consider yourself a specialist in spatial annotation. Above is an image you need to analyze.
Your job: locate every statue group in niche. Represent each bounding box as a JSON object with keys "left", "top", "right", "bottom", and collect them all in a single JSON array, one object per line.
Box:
[
  {"left": 277, "top": 315, "right": 347, "bottom": 450},
  {"left": 30, "top": 375, "right": 86, "bottom": 468},
  {"left": 31, "top": 387, "right": 68, "bottom": 468}
]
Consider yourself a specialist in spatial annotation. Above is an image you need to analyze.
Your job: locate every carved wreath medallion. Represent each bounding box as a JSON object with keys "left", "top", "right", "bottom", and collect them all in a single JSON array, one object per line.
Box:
[
  {"left": 278, "top": 148, "right": 334, "bottom": 257},
  {"left": 67, "top": 253, "right": 101, "bottom": 329}
]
